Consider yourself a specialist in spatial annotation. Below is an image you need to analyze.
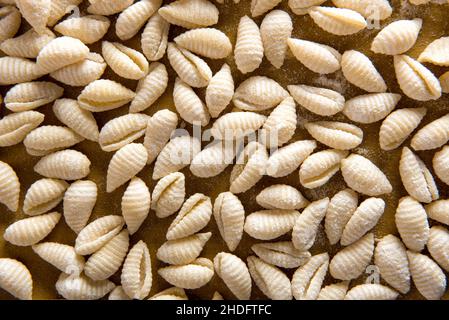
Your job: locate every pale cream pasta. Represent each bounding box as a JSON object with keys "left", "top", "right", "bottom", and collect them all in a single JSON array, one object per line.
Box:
[
  {"left": 0, "top": 258, "right": 33, "bottom": 300},
  {"left": 157, "top": 232, "right": 211, "bottom": 265},
  {"left": 158, "top": 257, "right": 214, "bottom": 289},
  {"left": 63, "top": 180, "right": 97, "bottom": 234},
  {"left": 0, "top": 161, "right": 20, "bottom": 212},
  {"left": 291, "top": 253, "right": 329, "bottom": 300},
  {"left": 23, "top": 178, "right": 68, "bottom": 216},
  {"left": 0, "top": 111, "right": 44, "bottom": 148},
  {"left": 234, "top": 15, "right": 264, "bottom": 74},
  {"left": 121, "top": 177, "right": 151, "bottom": 235},
  {"left": 158, "top": 0, "right": 219, "bottom": 29}
]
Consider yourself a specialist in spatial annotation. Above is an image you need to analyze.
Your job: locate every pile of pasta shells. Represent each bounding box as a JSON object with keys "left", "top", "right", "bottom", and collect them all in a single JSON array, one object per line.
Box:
[{"left": 0, "top": 0, "right": 448, "bottom": 301}]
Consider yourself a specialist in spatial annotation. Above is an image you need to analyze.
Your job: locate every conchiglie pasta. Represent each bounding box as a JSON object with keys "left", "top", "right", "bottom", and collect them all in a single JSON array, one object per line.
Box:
[
  {"left": 288, "top": 84, "right": 345, "bottom": 116},
  {"left": 291, "top": 253, "right": 329, "bottom": 300},
  {"left": 426, "top": 199, "right": 449, "bottom": 226},
  {"left": 288, "top": 0, "right": 326, "bottom": 15},
  {"left": 0, "top": 29, "right": 54, "bottom": 59},
  {"left": 418, "top": 37, "right": 449, "bottom": 66},
  {"left": 0, "top": 111, "right": 44, "bottom": 148},
  {"left": 151, "top": 172, "right": 185, "bottom": 218},
  {"left": 149, "top": 287, "right": 187, "bottom": 300},
  {"left": 190, "top": 141, "right": 235, "bottom": 178},
  {"left": 411, "top": 114, "right": 449, "bottom": 151},
  {"left": 34, "top": 150, "right": 90, "bottom": 180},
  {"left": 174, "top": 28, "right": 232, "bottom": 59},
  {"left": 47, "top": 0, "right": 83, "bottom": 26},
  {"left": 15, "top": 0, "right": 51, "bottom": 35},
  {"left": 308, "top": 6, "right": 367, "bottom": 36},
  {"left": 234, "top": 16, "right": 264, "bottom": 74},
  {"left": 428, "top": 226, "right": 449, "bottom": 272},
  {"left": 256, "top": 184, "right": 308, "bottom": 210},
  {"left": 214, "top": 252, "right": 252, "bottom": 300},
  {"left": 141, "top": 13, "right": 170, "bottom": 61},
  {"left": 54, "top": 15, "right": 110, "bottom": 44},
  {"left": 87, "top": 0, "right": 133, "bottom": 15},
  {"left": 433, "top": 146, "right": 449, "bottom": 186},
  {"left": 157, "top": 232, "right": 211, "bottom": 265},
  {"left": 318, "top": 282, "right": 349, "bottom": 300},
  {"left": 304, "top": 121, "right": 363, "bottom": 150},
  {"left": 244, "top": 209, "right": 300, "bottom": 240},
  {"left": 210, "top": 112, "right": 266, "bottom": 141},
  {"left": 343, "top": 93, "right": 401, "bottom": 124},
  {"left": 345, "top": 284, "right": 398, "bottom": 300},
  {"left": 121, "top": 241, "right": 152, "bottom": 300},
  {"left": 173, "top": 77, "right": 210, "bottom": 126},
  {"left": 0, "top": 161, "right": 21, "bottom": 212},
  {"left": 55, "top": 273, "right": 115, "bottom": 300},
  {"left": 251, "top": 0, "right": 282, "bottom": 17},
  {"left": 121, "top": 177, "right": 151, "bottom": 235},
  {"left": 205, "top": 63, "right": 234, "bottom": 118},
  {"left": 158, "top": 0, "right": 219, "bottom": 29},
  {"left": 0, "top": 57, "right": 43, "bottom": 85},
  {"left": 159, "top": 258, "right": 214, "bottom": 289},
  {"left": 78, "top": 80, "right": 135, "bottom": 112},
  {"left": 63, "top": 180, "right": 97, "bottom": 234},
  {"left": 0, "top": 6, "right": 21, "bottom": 42},
  {"left": 251, "top": 242, "right": 311, "bottom": 269},
  {"left": 23, "top": 178, "right": 68, "bottom": 216},
  {"left": 0, "top": 258, "right": 33, "bottom": 300},
  {"left": 102, "top": 41, "right": 149, "bottom": 80},
  {"left": 371, "top": 19, "right": 422, "bottom": 55},
  {"left": 332, "top": 0, "right": 392, "bottom": 19}
]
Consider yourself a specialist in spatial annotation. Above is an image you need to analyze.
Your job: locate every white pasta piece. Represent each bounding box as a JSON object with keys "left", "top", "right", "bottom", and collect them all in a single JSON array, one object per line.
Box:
[
  {"left": 299, "top": 149, "right": 349, "bottom": 189},
  {"left": 153, "top": 135, "right": 201, "bottom": 180},
  {"left": 379, "top": 107, "right": 426, "bottom": 151},
  {"left": 247, "top": 256, "right": 292, "bottom": 300},
  {"left": 75, "top": 215, "right": 124, "bottom": 256},
  {"left": 260, "top": 10, "right": 292, "bottom": 69},
  {"left": 47, "top": 0, "right": 83, "bottom": 26},
  {"left": 54, "top": 15, "right": 110, "bottom": 44},
  {"left": 3, "top": 212, "right": 61, "bottom": 246},
  {"left": 266, "top": 140, "right": 317, "bottom": 177},
  {"left": 84, "top": 229, "right": 129, "bottom": 281},
  {"left": 341, "top": 197, "right": 385, "bottom": 246},
  {"left": 141, "top": 13, "right": 170, "bottom": 61},
  {"left": 256, "top": 184, "right": 308, "bottom": 210},
  {"left": 211, "top": 112, "right": 266, "bottom": 141},
  {"left": 149, "top": 287, "right": 187, "bottom": 300},
  {"left": 287, "top": 38, "right": 341, "bottom": 74},
  {"left": 345, "top": 284, "right": 398, "bottom": 300},
  {"left": 151, "top": 172, "right": 185, "bottom": 218},
  {"left": 190, "top": 141, "right": 235, "bottom": 178},
  {"left": 288, "top": 0, "right": 326, "bottom": 15},
  {"left": 329, "top": 233, "right": 374, "bottom": 280},
  {"left": 116, "top": 0, "right": 162, "bottom": 41},
  {"left": 374, "top": 235, "right": 410, "bottom": 294},
  {"left": 16, "top": 0, "right": 51, "bottom": 35},
  {"left": 63, "top": 180, "right": 97, "bottom": 234},
  {"left": 34, "top": 150, "right": 90, "bottom": 180},
  {"left": 317, "top": 281, "right": 349, "bottom": 300},
  {"left": 214, "top": 253, "right": 251, "bottom": 300},
  {"left": 439, "top": 71, "right": 449, "bottom": 93},
  {"left": 213, "top": 192, "right": 245, "bottom": 251},
  {"left": 0, "top": 6, "right": 21, "bottom": 42},
  {"left": 418, "top": 37, "right": 449, "bottom": 66},
  {"left": 0, "top": 161, "right": 20, "bottom": 212},
  {"left": 324, "top": 188, "right": 358, "bottom": 245},
  {"left": 0, "top": 111, "right": 44, "bottom": 148},
  {"left": 371, "top": 19, "right": 422, "bottom": 55},
  {"left": 144, "top": 109, "right": 178, "bottom": 164},
  {"left": 157, "top": 232, "right": 211, "bottom": 265},
  {"left": 251, "top": 242, "right": 311, "bottom": 268},
  {"left": 304, "top": 121, "right": 363, "bottom": 150},
  {"left": 426, "top": 199, "right": 449, "bottom": 226},
  {"left": 159, "top": 258, "right": 214, "bottom": 290},
  {"left": 99, "top": 113, "right": 149, "bottom": 152},
  {"left": 234, "top": 15, "right": 263, "bottom": 74},
  {"left": 292, "top": 198, "right": 329, "bottom": 251},
  {"left": 411, "top": 114, "right": 449, "bottom": 151},
  {"left": 102, "top": 41, "right": 149, "bottom": 80},
  {"left": 251, "top": 0, "right": 282, "bottom": 17},
  {"left": 395, "top": 196, "right": 430, "bottom": 252},
  {"left": 0, "top": 57, "right": 43, "bottom": 85},
  {"left": 56, "top": 273, "right": 115, "bottom": 300},
  {"left": 109, "top": 286, "right": 131, "bottom": 300},
  {"left": 0, "top": 29, "right": 54, "bottom": 59},
  {"left": 205, "top": 64, "right": 234, "bottom": 118},
  {"left": 121, "top": 240, "right": 152, "bottom": 300},
  {"left": 0, "top": 258, "right": 33, "bottom": 300},
  {"left": 394, "top": 55, "right": 441, "bottom": 101},
  {"left": 332, "top": 0, "right": 392, "bottom": 19},
  {"left": 433, "top": 145, "right": 449, "bottom": 186},
  {"left": 23, "top": 178, "right": 68, "bottom": 216},
  {"left": 87, "top": 0, "right": 133, "bottom": 15},
  {"left": 158, "top": 0, "right": 219, "bottom": 29},
  {"left": 166, "top": 193, "right": 212, "bottom": 240},
  {"left": 121, "top": 177, "right": 151, "bottom": 235},
  {"left": 291, "top": 253, "right": 329, "bottom": 300},
  {"left": 428, "top": 226, "right": 449, "bottom": 272},
  {"left": 33, "top": 242, "right": 84, "bottom": 275},
  {"left": 399, "top": 147, "right": 439, "bottom": 203},
  {"left": 341, "top": 154, "right": 392, "bottom": 196},
  {"left": 5, "top": 81, "right": 63, "bottom": 113},
  {"left": 407, "top": 251, "right": 446, "bottom": 300},
  {"left": 244, "top": 209, "right": 300, "bottom": 240},
  {"left": 288, "top": 84, "right": 345, "bottom": 116},
  {"left": 308, "top": 6, "right": 367, "bottom": 35},
  {"left": 174, "top": 28, "right": 232, "bottom": 59},
  {"left": 173, "top": 78, "right": 210, "bottom": 126},
  {"left": 78, "top": 80, "right": 135, "bottom": 112},
  {"left": 130, "top": 62, "right": 168, "bottom": 113},
  {"left": 212, "top": 292, "right": 223, "bottom": 300}
]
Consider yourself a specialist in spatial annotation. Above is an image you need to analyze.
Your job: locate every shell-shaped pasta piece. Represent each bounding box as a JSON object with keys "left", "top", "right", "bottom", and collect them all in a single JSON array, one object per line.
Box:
[
  {"left": 47, "top": 0, "right": 83, "bottom": 26},
  {"left": 116, "top": 0, "right": 162, "bottom": 41},
  {"left": 287, "top": 38, "right": 341, "bottom": 74},
  {"left": 121, "top": 241, "right": 152, "bottom": 299},
  {"left": 304, "top": 121, "right": 363, "bottom": 150},
  {"left": 4, "top": 81, "right": 63, "bottom": 113},
  {"left": 251, "top": 0, "right": 282, "bottom": 17},
  {"left": 407, "top": 251, "right": 446, "bottom": 300},
  {"left": 395, "top": 196, "right": 430, "bottom": 252},
  {"left": 260, "top": 10, "right": 292, "bottom": 68},
  {"left": 325, "top": 188, "right": 358, "bottom": 245},
  {"left": 439, "top": 71, "right": 449, "bottom": 93},
  {"left": 23, "top": 178, "right": 68, "bottom": 216},
  {"left": 344, "top": 284, "right": 398, "bottom": 300},
  {"left": 433, "top": 145, "right": 449, "bottom": 186},
  {"left": 0, "top": 57, "right": 43, "bottom": 85},
  {"left": 418, "top": 37, "right": 449, "bottom": 66},
  {"left": 329, "top": 233, "right": 374, "bottom": 280},
  {"left": 308, "top": 6, "right": 367, "bottom": 36},
  {"left": 173, "top": 78, "right": 210, "bottom": 126},
  {"left": 332, "top": 0, "right": 392, "bottom": 19},
  {"left": 54, "top": 15, "right": 110, "bottom": 44},
  {"left": 256, "top": 184, "right": 308, "bottom": 210},
  {"left": 56, "top": 273, "right": 115, "bottom": 300},
  {"left": 399, "top": 147, "right": 439, "bottom": 203},
  {"left": 75, "top": 215, "right": 124, "bottom": 256},
  {"left": 288, "top": 0, "right": 326, "bottom": 15},
  {"left": 411, "top": 114, "right": 449, "bottom": 151},
  {"left": 288, "top": 84, "right": 345, "bottom": 116},
  {"left": 121, "top": 177, "right": 151, "bottom": 235},
  {"left": 341, "top": 154, "right": 392, "bottom": 196},
  {"left": 130, "top": 62, "right": 168, "bottom": 113},
  {"left": 158, "top": 258, "right": 214, "bottom": 289},
  {"left": 379, "top": 107, "right": 426, "bottom": 151},
  {"left": 167, "top": 43, "right": 212, "bottom": 88},
  {"left": 3, "top": 212, "right": 61, "bottom": 246},
  {"left": 244, "top": 209, "right": 300, "bottom": 240},
  {"left": 371, "top": 19, "right": 422, "bottom": 55},
  {"left": 157, "top": 232, "right": 211, "bottom": 265},
  {"left": 291, "top": 253, "right": 329, "bottom": 300},
  {"left": 16, "top": 0, "right": 51, "bottom": 34},
  {"left": 102, "top": 41, "right": 149, "bottom": 80},
  {"left": 34, "top": 150, "right": 90, "bottom": 180},
  {"left": 252, "top": 242, "right": 311, "bottom": 268},
  {"left": 141, "top": 13, "right": 170, "bottom": 61},
  {"left": 211, "top": 112, "right": 266, "bottom": 141},
  {"left": 341, "top": 197, "right": 385, "bottom": 246},
  {"left": 190, "top": 141, "right": 235, "bottom": 178},
  {"left": 205, "top": 64, "right": 234, "bottom": 118},
  {"left": 0, "top": 6, "right": 21, "bottom": 42},
  {"left": 108, "top": 286, "right": 131, "bottom": 300},
  {"left": 32, "top": 242, "right": 85, "bottom": 275},
  {"left": 374, "top": 235, "right": 410, "bottom": 294},
  {"left": 292, "top": 198, "right": 329, "bottom": 251},
  {"left": 394, "top": 55, "right": 441, "bottom": 101},
  {"left": 0, "top": 161, "right": 20, "bottom": 212},
  {"left": 106, "top": 143, "right": 148, "bottom": 193},
  {"left": 428, "top": 226, "right": 449, "bottom": 272},
  {"left": 213, "top": 192, "right": 244, "bottom": 251},
  {"left": 99, "top": 113, "right": 149, "bottom": 152},
  {"left": 299, "top": 149, "right": 348, "bottom": 189},
  {"left": 0, "top": 29, "right": 54, "bottom": 59},
  {"left": 166, "top": 193, "right": 212, "bottom": 240},
  {"left": 144, "top": 110, "right": 178, "bottom": 164},
  {"left": 87, "top": 0, "right": 133, "bottom": 15},
  {"left": 84, "top": 229, "right": 130, "bottom": 281},
  {"left": 151, "top": 172, "right": 185, "bottom": 218},
  {"left": 149, "top": 287, "right": 187, "bottom": 300},
  {"left": 317, "top": 281, "right": 349, "bottom": 300},
  {"left": 234, "top": 15, "right": 263, "bottom": 74},
  {"left": 214, "top": 252, "right": 252, "bottom": 300},
  {"left": 426, "top": 199, "right": 449, "bottom": 226},
  {"left": 247, "top": 256, "right": 292, "bottom": 300},
  {"left": 0, "top": 111, "right": 44, "bottom": 148},
  {"left": 63, "top": 180, "right": 97, "bottom": 234},
  {"left": 0, "top": 258, "right": 32, "bottom": 300},
  {"left": 266, "top": 140, "right": 317, "bottom": 177},
  {"left": 158, "top": 0, "right": 219, "bottom": 29},
  {"left": 174, "top": 28, "right": 232, "bottom": 59},
  {"left": 78, "top": 80, "right": 135, "bottom": 112}
]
